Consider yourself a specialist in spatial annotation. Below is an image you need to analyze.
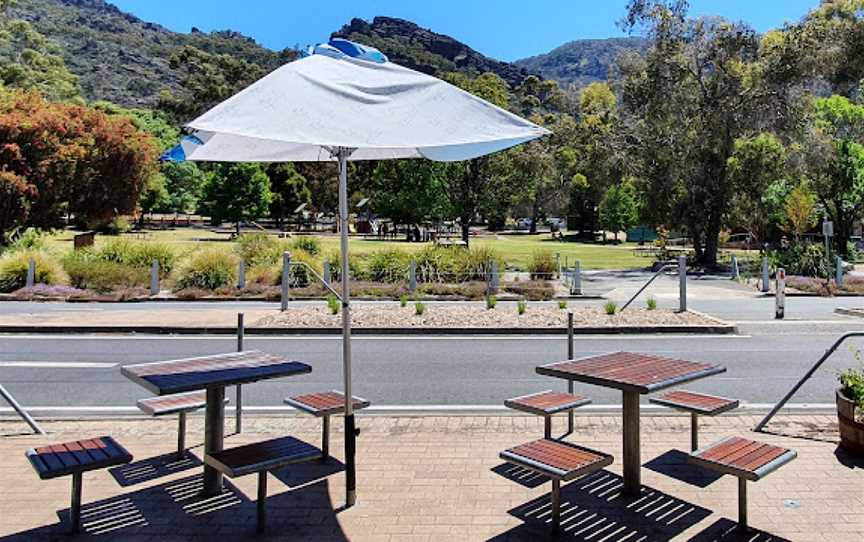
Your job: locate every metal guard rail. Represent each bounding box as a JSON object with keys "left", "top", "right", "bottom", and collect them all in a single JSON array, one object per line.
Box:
[
  {"left": 620, "top": 262, "right": 676, "bottom": 312},
  {"left": 755, "top": 331, "right": 864, "bottom": 432}
]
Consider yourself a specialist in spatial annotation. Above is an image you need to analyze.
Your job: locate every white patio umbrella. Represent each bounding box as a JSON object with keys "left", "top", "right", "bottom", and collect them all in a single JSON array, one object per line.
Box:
[{"left": 168, "top": 38, "right": 549, "bottom": 507}]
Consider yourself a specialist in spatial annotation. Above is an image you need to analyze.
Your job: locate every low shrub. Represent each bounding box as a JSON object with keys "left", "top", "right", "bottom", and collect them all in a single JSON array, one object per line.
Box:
[
  {"left": 367, "top": 249, "right": 410, "bottom": 283},
  {"left": 501, "top": 280, "right": 555, "bottom": 301},
  {"left": 486, "top": 295, "right": 497, "bottom": 310},
  {"left": 558, "top": 299, "right": 568, "bottom": 310},
  {"left": 326, "top": 251, "right": 368, "bottom": 282},
  {"left": 414, "top": 300, "right": 426, "bottom": 316},
  {"left": 417, "top": 282, "right": 487, "bottom": 300},
  {"left": 98, "top": 238, "right": 177, "bottom": 274},
  {"left": 235, "top": 233, "right": 279, "bottom": 266},
  {"left": 527, "top": 250, "right": 557, "bottom": 280},
  {"left": 840, "top": 365, "right": 864, "bottom": 411},
  {"left": 769, "top": 242, "right": 831, "bottom": 278},
  {"left": 246, "top": 249, "right": 321, "bottom": 288},
  {"left": 63, "top": 254, "right": 149, "bottom": 293},
  {"left": 292, "top": 236, "right": 321, "bottom": 256},
  {"left": 455, "top": 246, "right": 503, "bottom": 282},
  {"left": 603, "top": 301, "right": 618, "bottom": 315},
  {"left": 646, "top": 297, "right": 658, "bottom": 310},
  {"left": 326, "top": 294, "right": 340, "bottom": 315},
  {"left": 174, "top": 249, "right": 239, "bottom": 290},
  {"left": 5, "top": 228, "right": 50, "bottom": 253},
  {"left": 517, "top": 298, "right": 527, "bottom": 315},
  {"left": 399, "top": 294, "right": 408, "bottom": 307},
  {"left": 0, "top": 250, "right": 66, "bottom": 292}
]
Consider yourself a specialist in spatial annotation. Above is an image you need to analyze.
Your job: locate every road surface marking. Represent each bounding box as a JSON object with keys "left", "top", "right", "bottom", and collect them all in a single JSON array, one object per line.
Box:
[
  {"left": 0, "top": 362, "right": 118, "bottom": 368},
  {"left": 0, "top": 334, "right": 752, "bottom": 341}
]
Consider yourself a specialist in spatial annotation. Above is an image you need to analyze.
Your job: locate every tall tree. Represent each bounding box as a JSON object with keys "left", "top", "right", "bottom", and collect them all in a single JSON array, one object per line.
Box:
[
  {"left": 619, "top": 0, "right": 803, "bottom": 265},
  {"left": 599, "top": 181, "right": 639, "bottom": 242},
  {"left": 199, "top": 163, "right": 272, "bottom": 234},
  {"left": 267, "top": 163, "right": 311, "bottom": 227},
  {"left": 372, "top": 160, "right": 445, "bottom": 235}
]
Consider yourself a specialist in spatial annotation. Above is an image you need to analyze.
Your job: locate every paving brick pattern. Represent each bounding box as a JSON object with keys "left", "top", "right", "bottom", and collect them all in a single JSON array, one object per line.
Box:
[{"left": 0, "top": 414, "right": 861, "bottom": 541}]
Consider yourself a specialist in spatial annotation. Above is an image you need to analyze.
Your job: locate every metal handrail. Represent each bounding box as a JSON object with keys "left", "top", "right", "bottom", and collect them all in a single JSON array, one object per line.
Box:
[
  {"left": 290, "top": 261, "right": 343, "bottom": 301},
  {"left": 620, "top": 262, "right": 675, "bottom": 312},
  {"left": 755, "top": 331, "right": 864, "bottom": 432},
  {"left": 0, "top": 384, "right": 45, "bottom": 434}
]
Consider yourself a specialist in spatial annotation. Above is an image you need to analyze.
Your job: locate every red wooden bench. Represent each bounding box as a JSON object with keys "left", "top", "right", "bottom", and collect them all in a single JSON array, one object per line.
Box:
[
  {"left": 504, "top": 391, "right": 591, "bottom": 439},
  {"left": 283, "top": 391, "right": 370, "bottom": 459},
  {"left": 137, "top": 391, "right": 229, "bottom": 459},
  {"left": 26, "top": 436, "right": 133, "bottom": 534},
  {"left": 649, "top": 390, "right": 739, "bottom": 451},
  {"left": 689, "top": 436, "right": 796, "bottom": 532},
  {"left": 204, "top": 436, "right": 321, "bottom": 533},
  {"left": 500, "top": 439, "right": 613, "bottom": 532}
]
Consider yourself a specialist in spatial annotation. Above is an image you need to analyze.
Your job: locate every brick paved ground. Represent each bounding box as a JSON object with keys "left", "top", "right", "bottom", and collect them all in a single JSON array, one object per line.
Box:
[{"left": 0, "top": 414, "right": 861, "bottom": 541}]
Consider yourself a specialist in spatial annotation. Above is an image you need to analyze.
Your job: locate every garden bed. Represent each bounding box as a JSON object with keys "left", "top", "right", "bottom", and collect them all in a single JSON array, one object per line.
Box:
[{"left": 255, "top": 306, "right": 723, "bottom": 329}]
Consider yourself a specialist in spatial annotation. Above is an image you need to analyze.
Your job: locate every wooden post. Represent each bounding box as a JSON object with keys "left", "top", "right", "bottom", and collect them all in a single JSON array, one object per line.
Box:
[
  {"left": 678, "top": 255, "right": 687, "bottom": 312},
  {"left": 150, "top": 260, "right": 159, "bottom": 296},
  {"left": 622, "top": 390, "right": 641, "bottom": 496},
  {"left": 26, "top": 258, "right": 35, "bottom": 288},
  {"left": 281, "top": 251, "right": 291, "bottom": 312}
]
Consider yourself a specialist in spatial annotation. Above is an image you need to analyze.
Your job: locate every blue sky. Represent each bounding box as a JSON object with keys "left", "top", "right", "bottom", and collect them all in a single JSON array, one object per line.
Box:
[{"left": 110, "top": 0, "right": 819, "bottom": 61}]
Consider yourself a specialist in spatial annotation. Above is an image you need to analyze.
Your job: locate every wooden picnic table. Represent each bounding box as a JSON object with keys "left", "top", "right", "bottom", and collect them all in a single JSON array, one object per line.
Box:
[
  {"left": 122, "top": 350, "right": 311, "bottom": 495},
  {"left": 537, "top": 351, "right": 725, "bottom": 496}
]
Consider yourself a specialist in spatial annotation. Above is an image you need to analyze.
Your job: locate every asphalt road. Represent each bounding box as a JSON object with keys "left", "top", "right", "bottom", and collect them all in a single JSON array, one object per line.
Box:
[{"left": 0, "top": 331, "right": 856, "bottom": 411}]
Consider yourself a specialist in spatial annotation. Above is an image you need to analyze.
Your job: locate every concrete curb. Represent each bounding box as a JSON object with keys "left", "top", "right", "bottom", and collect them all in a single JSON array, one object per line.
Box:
[
  {"left": 0, "top": 323, "right": 738, "bottom": 335},
  {"left": 835, "top": 307, "right": 864, "bottom": 317}
]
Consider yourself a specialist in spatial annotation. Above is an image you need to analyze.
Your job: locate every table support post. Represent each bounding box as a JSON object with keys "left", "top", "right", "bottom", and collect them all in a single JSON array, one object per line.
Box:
[
  {"left": 622, "top": 390, "right": 641, "bottom": 496},
  {"left": 738, "top": 477, "right": 748, "bottom": 531},
  {"left": 690, "top": 412, "right": 699, "bottom": 452},
  {"left": 203, "top": 386, "right": 225, "bottom": 496}
]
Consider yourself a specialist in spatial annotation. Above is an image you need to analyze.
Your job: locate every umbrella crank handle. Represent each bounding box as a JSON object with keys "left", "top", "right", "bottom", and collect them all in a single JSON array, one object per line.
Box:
[{"left": 354, "top": 427, "right": 361, "bottom": 437}]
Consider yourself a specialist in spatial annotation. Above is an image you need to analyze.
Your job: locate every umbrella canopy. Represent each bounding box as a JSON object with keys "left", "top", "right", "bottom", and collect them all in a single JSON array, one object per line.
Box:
[{"left": 170, "top": 39, "right": 549, "bottom": 508}]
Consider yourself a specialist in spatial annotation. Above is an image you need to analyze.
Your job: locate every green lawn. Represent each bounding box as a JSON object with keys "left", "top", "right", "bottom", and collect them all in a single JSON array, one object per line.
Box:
[{"left": 45, "top": 228, "right": 651, "bottom": 270}]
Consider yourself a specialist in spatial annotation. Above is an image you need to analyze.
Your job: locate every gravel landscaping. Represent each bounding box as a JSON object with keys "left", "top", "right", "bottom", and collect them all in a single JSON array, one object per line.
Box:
[{"left": 255, "top": 306, "right": 724, "bottom": 329}]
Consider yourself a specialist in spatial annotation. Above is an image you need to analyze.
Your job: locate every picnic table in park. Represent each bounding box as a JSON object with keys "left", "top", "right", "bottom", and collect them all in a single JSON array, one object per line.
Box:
[
  {"left": 537, "top": 351, "right": 725, "bottom": 496},
  {"left": 122, "top": 350, "right": 312, "bottom": 496}
]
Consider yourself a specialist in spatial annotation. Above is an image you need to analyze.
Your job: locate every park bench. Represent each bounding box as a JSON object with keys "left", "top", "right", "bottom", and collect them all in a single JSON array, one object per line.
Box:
[
  {"left": 689, "top": 436, "right": 796, "bottom": 532},
  {"left": 137, "top": 391, "right": 229, "bottom": 459},
  {"left": 504, "top": 391, "right": 592, "bottom": 439},
  {"left": 204, "top": 436, "right": 321, "bottom": 533},
  {"left": 283, "top": 391, "right": 370, "bottom": 460},
  {"left": 26, "top": 436, "right": 133, "bottom": 534},
  {"left": 500, "top": 439, "right": 613, "bottom": 533},
  {"left": 649, "top": 390, "right": 739, "bottom": 451}
]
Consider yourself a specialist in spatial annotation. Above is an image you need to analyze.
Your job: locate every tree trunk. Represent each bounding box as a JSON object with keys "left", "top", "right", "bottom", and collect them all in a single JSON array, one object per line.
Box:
[
  {"left": 461, "top": 223, "right": 470, "bottom": 247},
  {"left": 235, "top": 221, "right": 241, "bottom": 237},
  {"left": 529, "top": 202, "right": 539, "bottom": 234}
]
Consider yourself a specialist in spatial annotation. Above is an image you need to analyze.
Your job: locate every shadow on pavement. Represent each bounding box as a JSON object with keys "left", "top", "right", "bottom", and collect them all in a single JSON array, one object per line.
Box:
[
  {"left": 491, "top": 470, "right": 711, "bottom": 541},
  {"left": 686, "top": 518, "right": 792, "bottom": 541},
  {"left": 835, "top": 445, "right": 864, "bottom": 469},
  {"left": 0, "top": 473, "right": 349, "bottom": 541},
  {"left": 644, "top": 449, "right": 723, "bottom": 488},
  {"left": 271, "top": 457, "right": 345, "bottom": 487},
  {"left": 109, "top": 451, "right": 203, "bottom": 487},
  {"left": 490, "top": 462, "right": 549, "bottom": 488}
]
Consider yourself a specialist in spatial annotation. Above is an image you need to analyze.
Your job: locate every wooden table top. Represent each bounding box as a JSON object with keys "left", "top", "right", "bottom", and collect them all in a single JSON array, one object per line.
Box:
[
  {"left": 122, "top": 350, "right": 312, "bottom": 395},
  {"left": 536, "top": 351, "right": 724, "bottom": 394}
]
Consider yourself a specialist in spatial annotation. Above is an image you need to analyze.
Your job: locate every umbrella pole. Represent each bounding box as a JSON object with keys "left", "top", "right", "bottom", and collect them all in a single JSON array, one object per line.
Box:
[{"left": 338, "top": 147, "right": 357, "bottom": 507}]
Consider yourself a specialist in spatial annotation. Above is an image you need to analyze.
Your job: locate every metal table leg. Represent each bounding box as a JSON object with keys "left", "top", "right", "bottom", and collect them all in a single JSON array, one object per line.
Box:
[
  {"left": 622, "top": 390, "right": 641, "bottom": 496},
  {"left": 203, "top": 386, "right": 225, "bottom": 496}
]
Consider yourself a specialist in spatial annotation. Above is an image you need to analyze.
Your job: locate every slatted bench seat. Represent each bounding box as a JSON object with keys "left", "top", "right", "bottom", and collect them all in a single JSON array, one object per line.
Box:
[
  {"left": 649, "top": 390, "right": 739, "bottom": 451},
  {"left": 283, "top": 391, "right": 370, "bottom": 459},
  {"left": 26, "top": 436, "right": 133, "bottom": 534},
  {"left": 505, "top": 391, "right": 592, "bottom": 439},
  {"left": 137, "top": 391, "right": 229, "bottom": 459},
  {"left": 204, "top": 436, "right": 321, "bottom": 533},
  {"left": 690, "top": 436, "right": 796, "bottom": 532},
  {"left": 500, "top": 439, "right": 613, "bottom": 532}
]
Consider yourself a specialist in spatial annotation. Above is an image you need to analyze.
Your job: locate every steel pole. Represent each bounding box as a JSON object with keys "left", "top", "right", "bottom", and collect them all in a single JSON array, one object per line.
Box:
[
  {"left": 0, "top": 384, "right": 44, "bottom": 434},
  {"left": 567, "top": 311, "right": 574, "bottom": 435},
  {"left": 338, "top": 148, "right": 357, "bottom": 507}
]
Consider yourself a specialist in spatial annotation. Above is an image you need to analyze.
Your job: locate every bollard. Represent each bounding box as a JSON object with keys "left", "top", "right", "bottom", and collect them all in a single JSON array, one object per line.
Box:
[
  {"left": 237, "top": 260, "right": 246, "bottom": 290},
  {"left": 409, "top": 261, "right": 417, "bottom": 292},
  {"left": 26, "top": 258, "right": 35, "bottom": 288},
  {"left": 236, "top": 313, "right": 244, "bottom": 434},
  {"left": 567, "top": 311, "right": 575, "bottom": 435},
  {"left": 775, "top": 268, "right": 786, "bottom": 320},
  {"left": 571, "top": 261, "right": 582, "bottom": 296},
  {"left": 678, "top": 255, "right": 687, "bottom": 312},
  {"left": 556, "top": 253, "right": 561, "bottom": 278},
  {"left": 761, "top": 257, "right": 770, "bottom": 293},
  {"left": 489, "top": 261, "right": 499, "bottom": 295},
  {"left": 731, "top": 255, "right": 740, "bottom": 281},
  {"left": 281, "top": 251, "right": 291, "bottom": 312},
  {"left": 323, "top": 261, "right": 331, "bottom": 285},
  {"left": 150, "top": 260, "right": 159, "bottom": 296},
  {"left": 837, "top": 256, "right": 844, "bottom": 288}
]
